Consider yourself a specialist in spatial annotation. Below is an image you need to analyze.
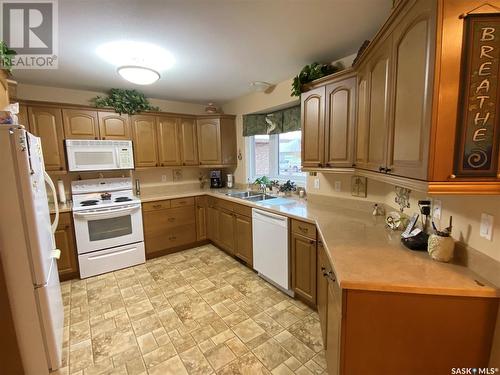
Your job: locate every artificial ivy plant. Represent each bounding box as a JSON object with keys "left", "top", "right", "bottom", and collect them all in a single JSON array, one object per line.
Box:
[
  {"left": 91, "top": 88, "right": 159, "bottom": 115},
  {"left": 291, "top": 62, "right": 339, "bottom": 97},
  {"left": 0, "top": 41, "right": 17, "bottom": 73}
]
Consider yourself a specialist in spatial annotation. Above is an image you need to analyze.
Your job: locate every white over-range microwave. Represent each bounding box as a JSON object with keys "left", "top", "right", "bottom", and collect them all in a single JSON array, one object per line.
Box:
[{"left": 65, "top": 139, "right": 134, "bottom": 172}]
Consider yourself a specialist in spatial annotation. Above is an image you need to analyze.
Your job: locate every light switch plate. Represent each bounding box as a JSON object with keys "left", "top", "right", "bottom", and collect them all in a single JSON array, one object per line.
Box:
[
  {"left": 480, "top": 213, "right": 494, "bottom": 241},
  {"left": 334, "top": 181, "right": 341, "bottom": 192},
  {"left": 432, "top": 199, "right": 442, "bottom": 220},
  {"left": 313, "top": 178, "right": 320, "bottom": 189}
]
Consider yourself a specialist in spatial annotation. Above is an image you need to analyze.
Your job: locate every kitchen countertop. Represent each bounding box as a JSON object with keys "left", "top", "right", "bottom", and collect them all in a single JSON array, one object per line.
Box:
[{"left": 54, "top": 188, "right": 500, "bottom": 298}]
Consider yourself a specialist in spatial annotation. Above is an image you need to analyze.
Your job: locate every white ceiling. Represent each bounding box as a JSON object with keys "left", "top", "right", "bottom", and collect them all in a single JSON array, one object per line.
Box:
[{"left": 13, "top": 0, "right": 392, "bottom": 104}]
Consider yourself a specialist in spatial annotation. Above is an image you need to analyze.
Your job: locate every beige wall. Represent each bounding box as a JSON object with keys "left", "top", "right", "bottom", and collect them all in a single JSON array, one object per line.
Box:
[
  {"left": 16, "top": 83, "right": 206, "bottom": 115},
  {"left": 308, "top": 172, "right": 500, "bottom": 263},
  {"left": 222, "top": 54, "right": 357, "bottom": 185}
]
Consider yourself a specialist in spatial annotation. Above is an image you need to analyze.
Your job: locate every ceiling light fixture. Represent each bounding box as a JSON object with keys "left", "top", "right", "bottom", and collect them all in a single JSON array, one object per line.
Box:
[
  {"left": 250, "top": 81, "right": 272, "bottom": 92},
  {"left": 117, "top": 66, "right": 160, "bottom": 85}
]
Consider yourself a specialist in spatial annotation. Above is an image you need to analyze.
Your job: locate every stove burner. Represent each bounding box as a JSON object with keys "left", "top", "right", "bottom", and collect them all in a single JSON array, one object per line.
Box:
[
  {"left": 80, "top": 200, "right": 99, "bottom": 206},
  {"left": 115, "top": 197, "right": 132, "bottom": 202}
]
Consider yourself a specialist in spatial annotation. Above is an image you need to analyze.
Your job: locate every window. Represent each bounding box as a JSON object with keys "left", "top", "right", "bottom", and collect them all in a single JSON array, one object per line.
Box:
[{"left": 248, "top": 130, "right": 305, "bottom": 184}]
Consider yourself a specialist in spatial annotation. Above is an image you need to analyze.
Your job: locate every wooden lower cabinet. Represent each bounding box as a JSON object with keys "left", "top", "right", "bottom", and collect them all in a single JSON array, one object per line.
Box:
[
  {"left": 326, "top": 275, "right": 342, "bottom": 375},
  {"left": 291, "top": 220, "right": 317, "bottom": 306},
  {"left": 195, "top": 196, "right": 207, "bottom": 241},
  {"left": 234, "top": 214, "right": 253, "bottom": 266},
  {"left": 52, "top": 212, "right": 79, "bottom": 280},
  {"left": 218, "top": 209, "right": 235, "bottom": 255},
  {"left": 317, "top": 241, "right": 329, "bottom": 348},
  {"left": 143, "top": 202, "right": 196, "bottom": 258}
]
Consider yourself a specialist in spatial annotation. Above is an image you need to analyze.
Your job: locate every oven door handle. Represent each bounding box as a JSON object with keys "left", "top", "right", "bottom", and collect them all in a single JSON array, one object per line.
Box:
[{"left": 73, "top": 205, "right": 141, "bottom": 220}]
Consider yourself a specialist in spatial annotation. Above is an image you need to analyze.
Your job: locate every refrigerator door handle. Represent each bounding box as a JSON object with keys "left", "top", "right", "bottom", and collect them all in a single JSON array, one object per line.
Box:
[{"left": 44, "top": 171, "right": 59, "bottom": 234}]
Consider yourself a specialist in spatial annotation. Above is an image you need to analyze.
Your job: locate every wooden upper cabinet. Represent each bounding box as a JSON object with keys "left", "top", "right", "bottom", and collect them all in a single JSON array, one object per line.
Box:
[
  {"left": 28, "top": 106, "right": 66, "bottom": 171},
  {"left": 325, "top": 77, "right": 356, "bottom": 168},
  {"left": 387, "top": 2, "right": 434, "bottom": 180},
  {"left": 98, "top": 112, "right": 130, "bottom": 140},
  {"left": 62, "top": 109, "right": 99, "bottom": 140},
  {"left": 301, "top": 86, "right": 325, "bottom": 168},
  {"left": 197, "top": 118, "right": 222, "bottom": 165},
  {"left": 365, "top": 39, "right": 392, "bottom": 173},
  {"left": 131, "top": 115, "right": 159, "bottom": 167},
  {"left": 355, "top": 71, "right": 370, "bottom": 167},
  {"left": 220, "top": 117, "right": 237, "bottom": 165},
  {"left": 179, "top": 118, "right": 199, "bottom": 165},
  {"left": 18, "top": 104, "right": 29, "bottom": 131},
  {"left": 157, "top": 116, "right": 181, "bottom": 166}
]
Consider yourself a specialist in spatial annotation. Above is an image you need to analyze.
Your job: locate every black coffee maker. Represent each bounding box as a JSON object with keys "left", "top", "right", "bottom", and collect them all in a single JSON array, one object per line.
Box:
[{"left": 210, "top": 170, "right": 222, "bottom": 188}]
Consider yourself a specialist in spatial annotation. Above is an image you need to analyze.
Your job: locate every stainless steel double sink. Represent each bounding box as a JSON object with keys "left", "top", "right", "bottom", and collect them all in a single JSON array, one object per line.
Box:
[{"left": 225, "top": 190, "right": 277, "bottom": 202}]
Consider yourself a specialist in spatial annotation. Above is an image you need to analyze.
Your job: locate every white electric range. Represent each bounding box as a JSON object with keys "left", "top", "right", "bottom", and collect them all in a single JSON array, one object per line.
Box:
[{"left": 71, "top": 178, "right": 145, "bottom": 278}]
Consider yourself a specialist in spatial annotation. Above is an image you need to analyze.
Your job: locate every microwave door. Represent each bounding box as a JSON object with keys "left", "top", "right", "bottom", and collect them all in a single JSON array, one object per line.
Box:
[{"left": 69, "top": 147, "right": 118, "bottom": 171}]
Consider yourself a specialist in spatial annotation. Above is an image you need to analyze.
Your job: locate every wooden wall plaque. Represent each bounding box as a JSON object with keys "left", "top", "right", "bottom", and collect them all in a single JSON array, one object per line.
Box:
[{"left": 455, "top": 13, "right": 500, "bottom": 177}]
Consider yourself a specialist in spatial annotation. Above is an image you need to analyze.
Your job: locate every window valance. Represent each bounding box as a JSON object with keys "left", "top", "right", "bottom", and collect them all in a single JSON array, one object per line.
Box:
[{"left": 243, "top": 105, "right": 301, "bottom": 137}]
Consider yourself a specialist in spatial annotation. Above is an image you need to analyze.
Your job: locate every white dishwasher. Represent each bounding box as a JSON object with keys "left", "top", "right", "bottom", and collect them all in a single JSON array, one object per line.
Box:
[{"left": 252, "top": 208, "right": 293, "bottom": 296}]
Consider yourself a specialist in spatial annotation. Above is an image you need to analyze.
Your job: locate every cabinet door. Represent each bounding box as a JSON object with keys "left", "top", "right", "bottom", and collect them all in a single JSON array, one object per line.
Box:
[
  {"left": 220, "top": 117, "right": 237, "bottom": 165},
  {"left": 218, "top": 209, "right": 235, "bottom": 254},
  {"left": 52, "top": 213, "right": 78, "bottom": 280},
  {"left": 197, "top": 118, "right": 222, "bottom": 165},
  {"left": 326, "top": 280, "right": 342, "bottom": 375},
  {"left": 17, "top": 104, "right": 29, "bottom": 131},
  {"left": 179, "top": 118, "right": 199, "bottom": 165},
  {"left": 325, "top": 77, "right": 356, "bottom": 168},
  {"left": 366, "top": 40, "right": 392, "bottom": 172},
  {"left": 195, "top": 196, "right": 207, "bottom": 241},
  {"left": 98, "top": 112, "right": 130, "bottom": 140},
  {"left": 387, "top": 2, "right": 433, "bottom": 180},
  {"left": 355, "top": 70, "right": 370, "bottom": 167},
  {"left": 207, "top": 206, "right": 220, "bottom": 243},
  {"left": 301, "top": 86, "right": 325, "bottom": 168},
  {"left": 131, "top": 115, "right": 159, "bottom": 167},
  {"left": 157, "top": 116, "right": 181, "bottom": 166},
  {"left": 62, "top": 109, "right": 99, "bottom": 139},
  {"left": 291, "top": 233, "right": 317, "bottom": 306},
  {"left": 28, "top": 106, "right": 66, "bottom": 171},
  {"left": 317, "top": 241, "right": 328, "bottom": 348},
  {"left": 234, "top": 214, "right": 253, "bottom": 266}
]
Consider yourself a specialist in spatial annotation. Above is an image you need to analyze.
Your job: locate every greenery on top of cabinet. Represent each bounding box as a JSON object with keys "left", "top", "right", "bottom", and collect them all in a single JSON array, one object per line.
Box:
[
  {"left": 91, "top": 88, "right": 159, "bottom": 115},
  {"left": 291, "top": 62, "right": 339, "bottom": 97}
]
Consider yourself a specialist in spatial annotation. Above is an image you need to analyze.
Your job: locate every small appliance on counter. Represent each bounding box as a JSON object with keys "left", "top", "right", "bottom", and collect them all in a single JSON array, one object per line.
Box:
[
  {"left": 210, "top": 170, "right": 223, "bottom": 188},
  {"left": 226, "top": 173, "right": 234, "bottom": 188},
  {"left": 401, "top": 200, "right": 431, "bottom": 251}
]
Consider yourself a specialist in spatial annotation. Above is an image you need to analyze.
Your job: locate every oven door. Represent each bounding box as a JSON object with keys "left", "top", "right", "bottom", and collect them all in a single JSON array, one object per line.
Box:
[{"left": 73, "top": 203, "right": 144, "bottom": 254}]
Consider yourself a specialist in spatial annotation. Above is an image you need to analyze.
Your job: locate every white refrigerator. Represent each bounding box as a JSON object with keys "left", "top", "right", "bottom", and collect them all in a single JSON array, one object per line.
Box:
[{"left": 0, "top": 125, "right": 64, "bottom": 374}]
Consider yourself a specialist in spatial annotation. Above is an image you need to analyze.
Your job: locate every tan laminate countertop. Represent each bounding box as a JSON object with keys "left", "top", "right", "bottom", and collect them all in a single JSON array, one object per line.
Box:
[{"left": 54, "top": 188, "right": 499, "bottom": 298}]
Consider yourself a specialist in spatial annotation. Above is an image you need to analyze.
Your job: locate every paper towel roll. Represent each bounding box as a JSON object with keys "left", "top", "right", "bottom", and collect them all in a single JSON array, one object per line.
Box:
[{"left": 57, "top": 179, "right": 66, "bottom": 204}]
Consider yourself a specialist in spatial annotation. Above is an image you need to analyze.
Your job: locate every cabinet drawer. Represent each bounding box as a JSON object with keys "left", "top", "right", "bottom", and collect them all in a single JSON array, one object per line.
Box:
[
  {"left": 171, "top": 197, "right": 195, "bottom": 208},
  {"left": 217, "top": 199, "right": 235, "bottom": 212},
  {"left": 234, "top": 203, "right": 252, "bottom": 217},
  {"left": 143, "top": 200, "right": 171, "bottom": 211},
  {"left": 291, "top": 219, "right": 316, "bottom": 239}
]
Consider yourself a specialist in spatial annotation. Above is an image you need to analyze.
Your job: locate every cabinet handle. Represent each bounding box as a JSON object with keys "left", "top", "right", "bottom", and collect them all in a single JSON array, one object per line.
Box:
[
  {"left": 102, "top": 137, "right": 105, "bottom": 140},
  {"left": 152, "top": 204, "right": 162, "bottom": 208},
  {"left": 325, "top": 163, "right": 331, "bottom": 168},
  {"left": 94, "top": 136, "right": 98, "bottom": 140},
  {"left": 60, "top": 167, "right": 64, "bottom": 171},
  {"left": 318, "top": 163, "right": 323, "bottom": 167},
  {"left": 352, "top": 163, "right": 356, "bottom": 167},
  {"left": 298, "top": 225, "right": 308, "bottom": 233},
  {"left": 385, "top": 168, "right": 392, "bottom": 173},
  {"left": 379, "top": 166, "right": 386, "bottom": 172},
  {"left": 168, "top": 218, "right": 176, "bottom": 222},
  {"left": 449, "top": 174, "right": 457, "bottom": 179},
  {"left": 309, "top": 239, "right": 315, "bottom": 245}
]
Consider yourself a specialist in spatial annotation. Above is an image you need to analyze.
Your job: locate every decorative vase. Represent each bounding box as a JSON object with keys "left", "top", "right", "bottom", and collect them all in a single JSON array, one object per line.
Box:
[{"left": 428, "top": 234, "right": 455, "bottom": 262}]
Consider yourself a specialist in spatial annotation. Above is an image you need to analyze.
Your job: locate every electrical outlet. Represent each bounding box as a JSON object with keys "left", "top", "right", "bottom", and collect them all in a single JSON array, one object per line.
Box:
[
  {"left": 334, "top": 180, "right": 341, "bottom": 192},
  {"left": 432, "top": 199, "right": 442, "bottom": 220},
  {"left": 313, "top": 178, "right": 320, "bottom": 189},
  {"left": 161, "top": 175, "right": 167, "bottom": 183},
  {"left": 480, "top": 213, "right": 494, "bottom": 241}
]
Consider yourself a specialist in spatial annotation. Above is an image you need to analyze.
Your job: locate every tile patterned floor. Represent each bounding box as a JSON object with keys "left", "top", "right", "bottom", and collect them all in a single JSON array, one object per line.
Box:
[{"left": 54, "top": 245, "right": 326, "bottom": 375}]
